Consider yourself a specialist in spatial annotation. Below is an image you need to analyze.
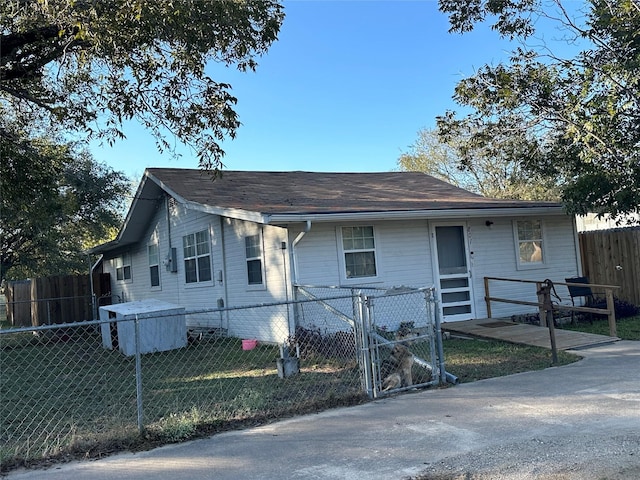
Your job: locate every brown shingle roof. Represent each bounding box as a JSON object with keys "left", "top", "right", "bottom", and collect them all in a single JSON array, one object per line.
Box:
[{"left": 147, "top": 168, "right": 560, "bottom": 215}]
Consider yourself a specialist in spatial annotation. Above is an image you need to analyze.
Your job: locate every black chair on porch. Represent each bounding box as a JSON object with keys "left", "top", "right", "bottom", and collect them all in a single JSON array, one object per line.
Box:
[{"left": 565, "top": 276, "right": 596, "bottom": 323}]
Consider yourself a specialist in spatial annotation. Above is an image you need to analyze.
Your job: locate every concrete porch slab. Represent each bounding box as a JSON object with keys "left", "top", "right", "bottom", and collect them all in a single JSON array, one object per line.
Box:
[{"left": 442, "top": 318, "right": 620, "bottom": 350}]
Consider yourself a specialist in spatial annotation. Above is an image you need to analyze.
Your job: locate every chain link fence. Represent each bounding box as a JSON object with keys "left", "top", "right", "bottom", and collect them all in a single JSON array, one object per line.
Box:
[{"left": 1, "top": 287, "right": 445, "bottom": 471}]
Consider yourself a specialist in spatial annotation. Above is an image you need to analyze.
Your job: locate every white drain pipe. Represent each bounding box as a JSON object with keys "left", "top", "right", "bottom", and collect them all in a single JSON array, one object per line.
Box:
[{"left": 291, "top": 220, "right": 311, "bottom": 285}]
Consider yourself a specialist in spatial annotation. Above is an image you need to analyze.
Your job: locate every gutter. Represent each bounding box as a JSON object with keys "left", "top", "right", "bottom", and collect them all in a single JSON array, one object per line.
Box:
[{"left": 266, "top": 206, "right": 566, "bottom": 224}]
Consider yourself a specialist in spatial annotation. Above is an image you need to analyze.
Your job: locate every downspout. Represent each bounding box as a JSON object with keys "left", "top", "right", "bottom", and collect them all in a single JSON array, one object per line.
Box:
[
  {"left": 288, "top": 220, "right": 311, "bottom": 339},
  {"left": 291, "top": 220, "right": 312, "bottom": 285},
  {"left": 165, "top": 194, "right": 179, "bottom": 304},
  {"left": 219, "top": 217, "right": 230, "bottom": 331},
  {"left": 165, "top": 194, "right": 172, "bottom": 251}
]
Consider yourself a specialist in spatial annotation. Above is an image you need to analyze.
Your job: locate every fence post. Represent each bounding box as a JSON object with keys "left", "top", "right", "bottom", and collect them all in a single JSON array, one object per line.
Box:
[
  {"left": 536, "top": 282, "right": 547, "bottom": 327},
  {"left": 428, "top": 288, "right": 447, "bottom": 385},
  {"left": 605, "top": 288, "right": 617, "bottom": 337},
  {"left": 537, "top": 281, "right": 558, "bottom": 365},
  {"left": 134, "top": 314, "right": 144, "bottom": 434},
  {"left": 358, "top": 293, "right": 374, "bottom": 399},
  {"left": 484, "top": 277, "right": 492, "bottom": 318}
]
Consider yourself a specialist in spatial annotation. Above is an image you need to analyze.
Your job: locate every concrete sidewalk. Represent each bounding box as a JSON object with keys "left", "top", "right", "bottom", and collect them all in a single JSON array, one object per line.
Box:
[{"left": 8, "top": 341, "right": 640, "bottom": 480}]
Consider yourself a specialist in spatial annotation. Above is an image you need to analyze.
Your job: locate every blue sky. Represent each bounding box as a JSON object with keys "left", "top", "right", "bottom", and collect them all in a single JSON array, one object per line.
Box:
[{"left": 88, "top": 0, "right": 570, "bottom": 181}]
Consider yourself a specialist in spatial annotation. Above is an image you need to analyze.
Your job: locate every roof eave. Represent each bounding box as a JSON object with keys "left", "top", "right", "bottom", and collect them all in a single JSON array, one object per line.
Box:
[
  {"left": 89, "top": 170, "right": 165, "bottom": 255},
  {"left": 88, "top": 239, "right": 120, "bottom": 255},
  {"left": 266, "top": 206, "right": 566, "bottom": 224}
]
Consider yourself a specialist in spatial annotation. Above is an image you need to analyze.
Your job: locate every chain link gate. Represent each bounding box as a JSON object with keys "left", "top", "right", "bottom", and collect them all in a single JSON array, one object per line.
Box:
[
  {"left": 355, "top": 287, "right": 446, "bottom": 398},
  {"left": 296, "top": 285, "right": 447, "bottom": 398}
]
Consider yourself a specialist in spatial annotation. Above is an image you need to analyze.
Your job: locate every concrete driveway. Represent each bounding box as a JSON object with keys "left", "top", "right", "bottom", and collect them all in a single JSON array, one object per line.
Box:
[{"left": 8, "top": 341, "right": 640, "bottom": 480}]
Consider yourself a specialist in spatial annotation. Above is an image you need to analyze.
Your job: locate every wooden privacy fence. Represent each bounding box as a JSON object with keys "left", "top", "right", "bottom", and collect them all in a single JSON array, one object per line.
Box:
[
  {"left": 5, "top": 273, "right": 111, "bottom": 327},
  {"left": 4, "top": 280, "right": 31, "bottom": 326},
  {"left": 579, "top": 228, "right": 640, "bottom": 307},
  {"left": 484, "top": 276, "right": 620, "bottom": 337}
]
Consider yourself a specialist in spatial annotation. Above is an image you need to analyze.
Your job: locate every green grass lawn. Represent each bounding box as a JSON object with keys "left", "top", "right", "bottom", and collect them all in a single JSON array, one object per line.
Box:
[
  {"left": 563, "top": 314, "right": 640, "bottom": 340},
  {"left": 1, "top": 323, "right": 593, "bottom": 471},
  {"left": 443, "top": 313, "right": 640, "bottom": 384},
  {"left": 0, "top": 331, "right": 364, "bottom": 471},
  {"left": 443, "top": 337, "right": 580, "bottom": 383}
]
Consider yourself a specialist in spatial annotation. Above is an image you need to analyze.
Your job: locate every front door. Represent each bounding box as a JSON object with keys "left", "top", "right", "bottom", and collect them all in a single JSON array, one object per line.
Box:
[{"left": 432, "top": 224, "right": 475, "bottom": 322}]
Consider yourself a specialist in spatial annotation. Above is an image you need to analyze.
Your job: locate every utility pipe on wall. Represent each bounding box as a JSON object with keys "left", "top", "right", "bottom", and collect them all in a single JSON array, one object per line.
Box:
[
  {"left": 88, "top": 253, "right": 103, "bottom": 320},
  {"left": 291, "top": 220, "right": 312, "bottom": 285}
]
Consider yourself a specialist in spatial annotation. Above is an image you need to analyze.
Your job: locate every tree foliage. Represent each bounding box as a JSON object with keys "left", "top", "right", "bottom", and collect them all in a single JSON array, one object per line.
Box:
[
  {"left": 0, "top": 126, "right": 130, "bottom": 281},
  {"left": 398, "top": 127, "right": 561, "bottom": 201},
  {"left": 0, "top": 1, "right": 284, "bottom": 281},
  {"left": 0, "top": 0, "right": 285, "bottom": 170},
  {"left": 437, "top": 0, "right": 640, "bottom": 222}
]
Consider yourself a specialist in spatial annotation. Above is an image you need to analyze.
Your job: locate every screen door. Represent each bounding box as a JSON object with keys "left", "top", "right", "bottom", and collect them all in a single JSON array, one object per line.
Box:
[{"left": 433, "top": 224, "right": 474, "bottom": 322}]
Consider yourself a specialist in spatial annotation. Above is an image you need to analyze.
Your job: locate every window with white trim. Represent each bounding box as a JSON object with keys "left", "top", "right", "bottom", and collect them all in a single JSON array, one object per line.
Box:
[
  {"left": 515, "top": 219, "right": 544, "bottom": 266},
  {"left": 115, "top": 253, "right": 132, "bottom": 281},
  {"left": 183, "top": 229, "right": 212, "bottom": 283},
  {"left": 341, "top": 226, "right": 377, "bottom": 278},
  {"left": 245, "top": 234, "right": 264, "bottom": 285},
  {"left": 148, "top": 243, "right": 160, "bottom": 287}
]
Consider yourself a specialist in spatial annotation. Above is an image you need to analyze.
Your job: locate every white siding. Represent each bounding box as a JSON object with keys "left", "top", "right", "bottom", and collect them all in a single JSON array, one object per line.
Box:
[
  {"left": 377, "top": 220, "right": 434, "bottom": 287},
  {"left": 222, "top": 218, "right": 291, "bottom": 343},
  {"left": 102, "top": 204, "right": 293, "bottom": 343},
  {"left": 292, "top": 215, "right": 580, "bottom": 322},
  {"left": 102, "top": 203, "right": 580, "bottom": 336},
  {"left": 289, "top": 223, "right": 342, "bottom": 286},
  {"left": 292, "top": 221, "right": 434, "bottom": 334},
  {"left": 468, "top": 215, "right": 580, "bottom": 319},
  {"left": 293, "top": 221, "right": 435, "bottom": 289},
  {"left": 169, "top": 203, "right": 225, "bottom": 308},
  {"left": 223, "top": 218, "right": 290, "bottom": 306},
  {"left": 102, "top": 198, "right": 225, "bottom": 310},
  {"left": 102, "top": 204, "right": 172, "bottom": 304}
]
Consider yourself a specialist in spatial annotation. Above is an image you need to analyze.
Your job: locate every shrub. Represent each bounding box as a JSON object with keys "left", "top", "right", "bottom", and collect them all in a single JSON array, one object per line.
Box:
[{"left": 288, "top": 326, "right": 356, "bottom": 359}]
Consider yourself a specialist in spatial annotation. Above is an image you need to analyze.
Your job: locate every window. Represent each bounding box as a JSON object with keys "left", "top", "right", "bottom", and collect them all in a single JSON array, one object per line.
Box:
[
  {"left": 245, "top": 234, "right": 264, "bottom": 285},
  {"left": 148, "top": 244, "right": 160, "bottom": 287},
  {"left": 183, "top": 230, "right": 212, "bottom": 283},
  {"left": 515, "top": 220, "right": 544, "bottom": 266},
  {"left": 115, "top": 253, "right": 132, "bottom": 281},
  {"left": 341, "top": 226, "right": 377, "bottom": 278}
]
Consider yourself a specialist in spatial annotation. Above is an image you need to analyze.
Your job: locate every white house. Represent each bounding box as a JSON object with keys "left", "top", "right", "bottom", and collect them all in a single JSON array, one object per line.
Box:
[{"left": 90, "top": 168, "right": 583, "bottom": 339}]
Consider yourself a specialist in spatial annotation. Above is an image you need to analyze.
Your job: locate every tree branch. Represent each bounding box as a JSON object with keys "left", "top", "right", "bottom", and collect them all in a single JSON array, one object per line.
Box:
[
  {"left": 0, "top": 25, "right": 61, "bottom": 58},
  {"left": 0, "top": 25, "right": 87, "bottom": 82}
]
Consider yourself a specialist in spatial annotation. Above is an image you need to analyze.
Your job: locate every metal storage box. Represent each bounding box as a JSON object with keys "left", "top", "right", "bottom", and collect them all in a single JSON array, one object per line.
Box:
[{"left": 99, "top": 300, "right": 186, "bottom": 356}]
